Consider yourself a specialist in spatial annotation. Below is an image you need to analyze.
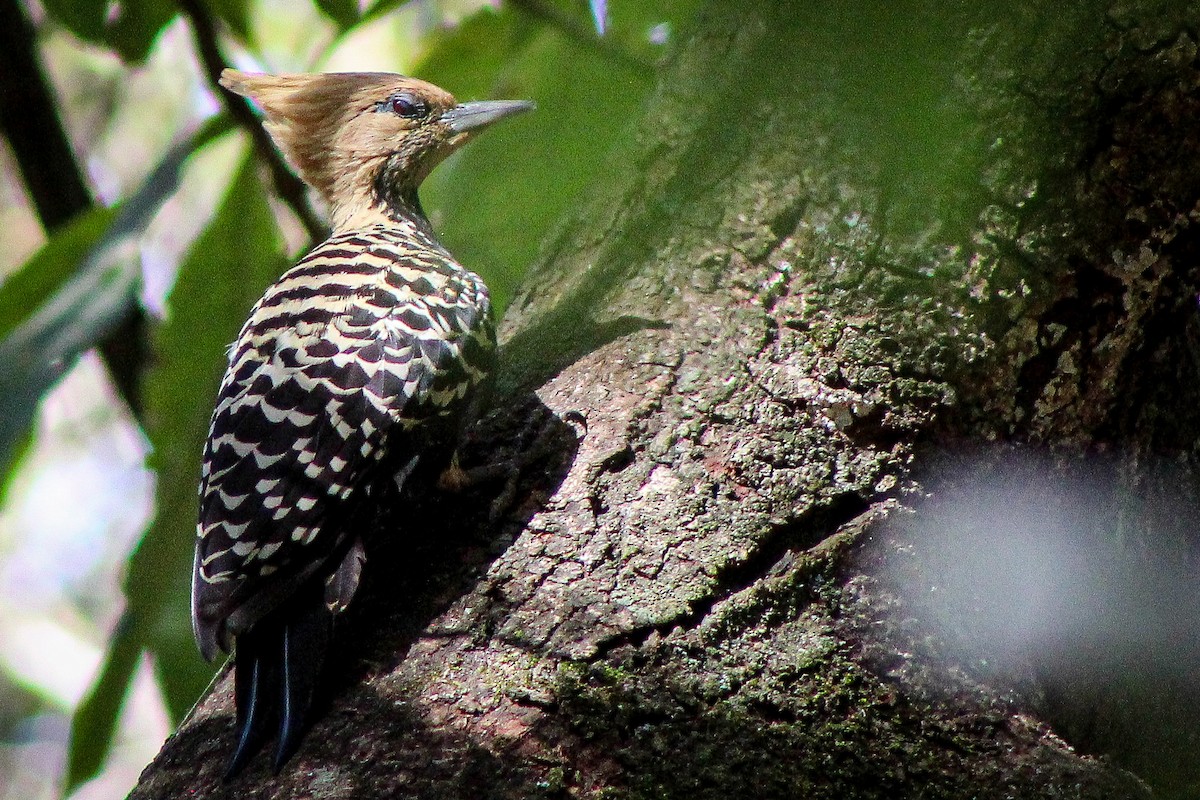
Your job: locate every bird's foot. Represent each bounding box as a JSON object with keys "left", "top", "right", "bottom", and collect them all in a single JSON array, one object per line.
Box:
[{"left": 436, "top": 409, "right": 585, "bottom": 522}]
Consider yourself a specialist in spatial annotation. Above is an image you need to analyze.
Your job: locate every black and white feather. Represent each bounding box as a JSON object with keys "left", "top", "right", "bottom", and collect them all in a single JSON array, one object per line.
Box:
[{"left": 192, "top": 220, "right": 493, "bottom": 660}]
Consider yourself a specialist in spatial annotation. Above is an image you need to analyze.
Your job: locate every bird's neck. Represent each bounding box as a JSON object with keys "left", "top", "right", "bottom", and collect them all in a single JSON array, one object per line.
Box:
[
  {"left": 329, "top": 157, "right": 436, "bottom": 236},
  {"left": 330, "top": 185, "right": 437, "bottom": 235},
  {"left": 379, "top": 185, "right": 431, "bottom": 230}
]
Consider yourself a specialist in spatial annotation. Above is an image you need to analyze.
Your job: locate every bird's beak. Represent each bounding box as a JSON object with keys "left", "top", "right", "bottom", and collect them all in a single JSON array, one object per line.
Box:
[{"left": 442, "top": 99, "right": 536, "bottom": 135}]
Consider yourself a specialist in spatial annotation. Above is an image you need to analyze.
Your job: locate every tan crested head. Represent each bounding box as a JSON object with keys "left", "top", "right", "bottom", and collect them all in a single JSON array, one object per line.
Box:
[{"left": 220, "top": 69, "right": 533, "bottom": 231}]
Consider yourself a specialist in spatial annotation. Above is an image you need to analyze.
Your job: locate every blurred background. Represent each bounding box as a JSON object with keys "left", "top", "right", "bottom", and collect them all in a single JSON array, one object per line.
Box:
[{"left": 0, "top": 0, "right": 693, "bottom": 796}]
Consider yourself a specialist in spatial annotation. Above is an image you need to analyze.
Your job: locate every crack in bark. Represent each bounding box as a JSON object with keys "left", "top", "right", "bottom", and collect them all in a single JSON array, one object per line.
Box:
[{"left": 588, "top": 490, "right": 871, "bottom": 661}]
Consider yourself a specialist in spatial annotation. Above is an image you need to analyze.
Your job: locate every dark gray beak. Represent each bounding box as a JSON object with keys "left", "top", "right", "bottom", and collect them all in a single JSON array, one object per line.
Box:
[{"left": 442, "top": 99, "right": 536, "bottom": 135}]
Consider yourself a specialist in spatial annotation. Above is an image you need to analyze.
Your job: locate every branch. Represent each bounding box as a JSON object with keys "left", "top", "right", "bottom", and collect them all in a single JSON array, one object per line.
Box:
[
  {"left": 0, "top": 0, "right": 145, "bottom": 414},
  {"left": 177, "top": 0, "right": 328, "bottom": 244},
  {"left": 0, "top": 0, "right": 90, "bottom": 225}
]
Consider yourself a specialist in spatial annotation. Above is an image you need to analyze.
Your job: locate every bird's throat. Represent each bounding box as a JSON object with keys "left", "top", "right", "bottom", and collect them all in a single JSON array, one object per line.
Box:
[
  {"left": 330, "top": 172, "right": 430, "bottom": 234},
  {"left": 372, "top": 161, "right": 433, "bottom": 233}
]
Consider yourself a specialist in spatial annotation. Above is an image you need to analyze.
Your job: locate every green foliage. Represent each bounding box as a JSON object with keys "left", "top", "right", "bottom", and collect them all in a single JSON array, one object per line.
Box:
[
  {"left": 144, "top": 145, "right": 288, "bottom": 697},
  {"left": 39, "top": 0, "right": 264, "bottom": 61},
  {"left": 134, "top": 142, "right": 289, "bottom": 718},
  {"left": 41, "top": 0, "right": 176, "bottom": 63},
  {"left": 0, "top": 206, "right": 119, "bottom": 344},
  {"left": 315, "top": 0, "right": 362, "bottom": 30},
  {"left": 204, "top": 0, "right": 255, "bottom": 42},
  {"left": 357, "top": 0, "right": 409, "bottom": 26},
  {"left": 0, "top": 198, "right": 132, "bottom": 484},
  {"left": 65, "top": 613, "right": 141, "bottom": 793}
]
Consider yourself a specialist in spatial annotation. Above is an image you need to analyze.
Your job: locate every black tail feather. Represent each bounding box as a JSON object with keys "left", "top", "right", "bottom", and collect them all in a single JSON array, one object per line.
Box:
[
  {"left": 224, "top": 581, "right": 332, "bottom": 780},
  {"left": 224, "top": 629, "right": 278, "bottom": 780},
  {"left": 273, "top": 588, "right": 331, "bottom": 772}
]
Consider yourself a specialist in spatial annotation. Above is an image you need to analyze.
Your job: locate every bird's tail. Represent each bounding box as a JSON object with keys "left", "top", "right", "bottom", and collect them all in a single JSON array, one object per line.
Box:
[{"left": 224, "top": 579, "right": 332, "bottom": 779}]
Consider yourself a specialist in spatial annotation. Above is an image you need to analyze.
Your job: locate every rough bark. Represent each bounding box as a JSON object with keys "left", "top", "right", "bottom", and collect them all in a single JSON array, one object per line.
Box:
[{"left": 133, "top": 1, "right": 1198, "bottom": 797}]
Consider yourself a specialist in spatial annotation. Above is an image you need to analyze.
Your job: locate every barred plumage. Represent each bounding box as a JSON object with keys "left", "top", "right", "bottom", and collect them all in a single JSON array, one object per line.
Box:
[
  {"left": 193, "top": 222, "right": 493, "bottom": 646},
  {"left": 191, "top": 68, "right": 531, "bottom": 777}
]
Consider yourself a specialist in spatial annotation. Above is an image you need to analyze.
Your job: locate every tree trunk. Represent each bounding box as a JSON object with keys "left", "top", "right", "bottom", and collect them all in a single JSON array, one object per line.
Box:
[{"left": 132, "top": 1, "right": 1199, "bottom": 797}]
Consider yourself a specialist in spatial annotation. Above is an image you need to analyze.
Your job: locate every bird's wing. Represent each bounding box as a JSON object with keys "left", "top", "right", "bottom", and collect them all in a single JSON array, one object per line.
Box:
[
  {"left": 191, "top": 342, "right": 391, "bottom": 657},
  {"left": 190, "top": 270, "right": 433, "bottom": 659}
]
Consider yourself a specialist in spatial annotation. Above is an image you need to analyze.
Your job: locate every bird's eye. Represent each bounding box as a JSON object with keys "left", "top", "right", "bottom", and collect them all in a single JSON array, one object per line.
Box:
[{"left": 377, "top": 92, "right": 428, "bottom": 119}]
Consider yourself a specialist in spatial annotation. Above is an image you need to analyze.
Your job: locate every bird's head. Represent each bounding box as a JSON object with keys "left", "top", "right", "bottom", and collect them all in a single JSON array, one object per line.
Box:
[{"left": 220, "top": 69, "right": 533, "bottom": 230}]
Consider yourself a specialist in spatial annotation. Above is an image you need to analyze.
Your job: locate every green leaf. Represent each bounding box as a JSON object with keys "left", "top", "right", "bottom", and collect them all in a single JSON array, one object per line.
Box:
[
  {"left": 314, "top": 0, "right": 360, "bottom": 30},
  {"left": 0, "top": 669, "right": 43, "bottom": 736},
  {"left": 42, "top": 0, "right": 176, "bottom": 63},
  {"left": 0, "top": 430, "right": 34, "bottom": 510},
  {"left": 604, "top": 0, "right": 701, "bottom": 56},
  {"left": 204, "top": 0, "right": 253, "bottom": 42},
  {"left": 40, "top": 0, "right": 106, "bottom": 41},
  {"left": 0, "top": 206, "right": 119, "bottom": 344},
  {"left": 105, "top": 0, "right": 178, "bottom": 62},
  {"left": 0, "top": 252, "right": 140, "bottom": 492},
  {"left": 133, "top": 145, "right": 290, "bottom": 718},
  {"left": 412, "top": 5, "right": 536, "bottom": 98},
  {"left": 65, "top": 613, "right": 141, "bottom": 794},
  {"left": 358, "top": 0, "right": 411, "bottom": 25},
  {"left": 150, "top": 577, "right": 219, "bottom": 720},
  {"left": 2, "top": 121, "right": 233, "bottom": 785}
]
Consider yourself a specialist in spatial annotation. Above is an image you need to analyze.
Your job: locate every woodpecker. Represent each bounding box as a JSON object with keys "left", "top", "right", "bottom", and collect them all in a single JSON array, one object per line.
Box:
[{"left": 191, "top": 68, "right": 532, "bottom": 777}]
